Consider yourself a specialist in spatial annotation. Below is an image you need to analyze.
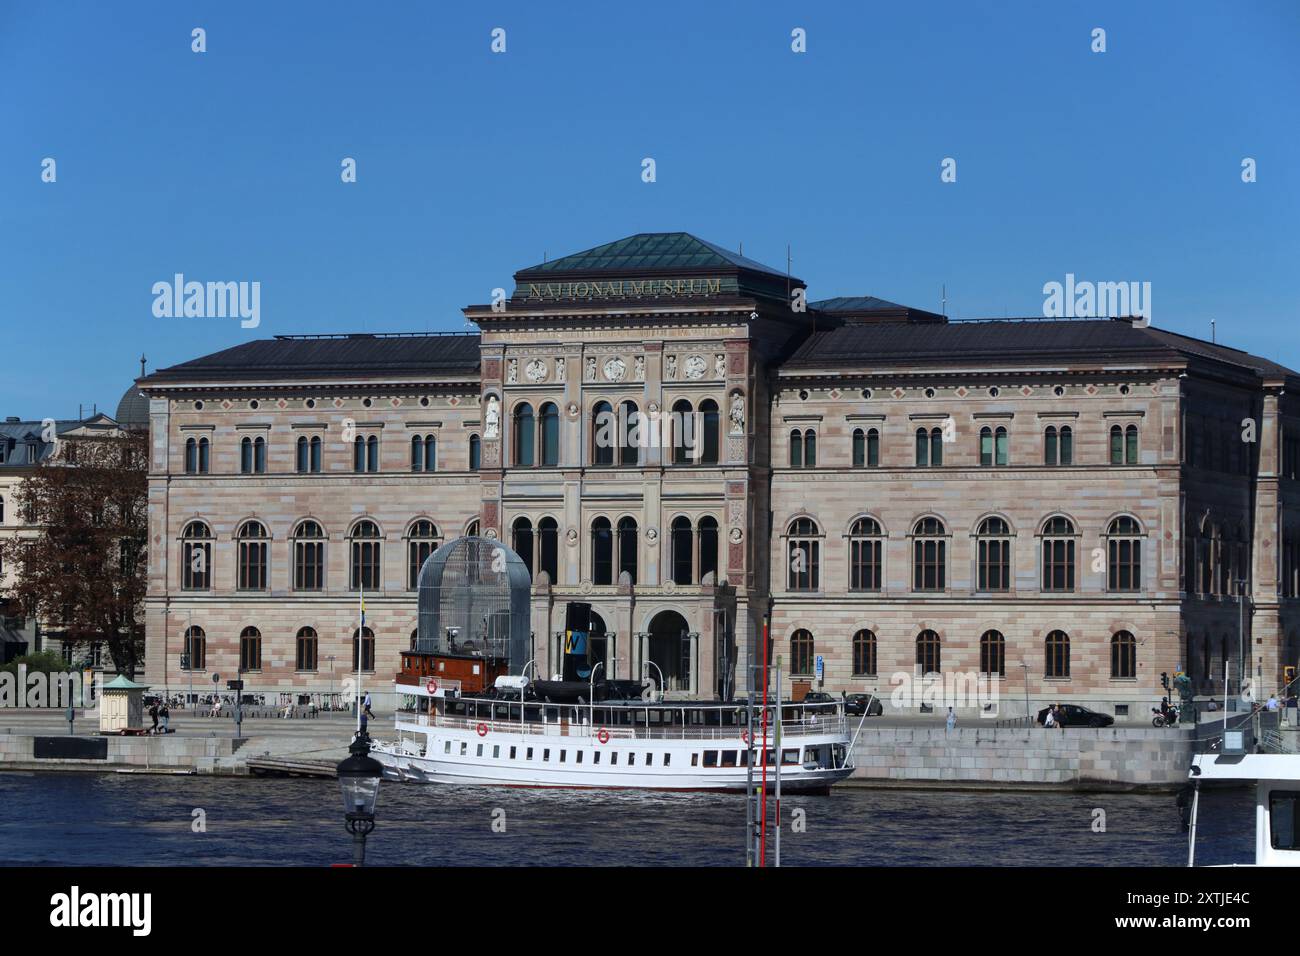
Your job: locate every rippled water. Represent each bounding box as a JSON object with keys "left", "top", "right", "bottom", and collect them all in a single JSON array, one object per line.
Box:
[{"left": 0, "top": 772, "right": 1254, "bottom": 866}]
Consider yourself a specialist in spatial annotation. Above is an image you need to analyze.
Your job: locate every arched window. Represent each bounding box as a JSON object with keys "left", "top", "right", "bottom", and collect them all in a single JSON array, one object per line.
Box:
[
  {"left": 975, "top": 516, "right": 1012, "bottom": 592},
  {"left": 698, "top": 516, "right": 719, "bottom": 583},
  {"left": 789, "top": 429, "right": 803, "bottom": 468},
  {"left": 512, "top": 517, "right": 534, "bottom": 578},
  {"left": 183, "top": 625, "right": 205, "bottom": 671},
  {"left": 349, "top": 520, "right": 381, "bottom": 591},
  {"left": 1044, "top": 425, "right": 1073, "bottom": 466},
  {"left": 852, "top": 428, "right": 880, "bottom": 468},
  {"left": 980, "top": 630, "right": 1005, "bottom": 677},
  {"left": 236, "top": 520, "right": 268, "bottom": 591},
  {"left": 803, "top": 429, "right": 817, "bottom": 468},
  {"left": 185, "top": 437, "right": 198, "bottom": 474},
  {"left": 513, "top": 403, "right": 534, "bottom": 466},
  {"left": 848, "top": 517, "right": 883, "bottom": 591},
  {"left": 670, "top": 516, "right": 693, "bottom": 585},
  {"left": 911, "top": 517, "right": 947, "bottom": 592},
  {"left": 787, "top": 517, "right": 820, "bottom": 591},
  {"left": 410, "top": 434, "right": 436, "bottom": 472},
  {"left": 353, "top": 626, "right": 375, "bottom": 673},
  {"left": 592, "top": 402, "right": 614, "bottom": 466},
  {"left": 672, "top": 399, "right": 694, "bottom": 465},
  {"left": 591, "top": 517, "right": 613, "bottom": 585},
  {"left": 296, "top": 626, "right": 318, "bottom": 671},
  {"left": 853, "top": 629, "right": 877, "bottom": 677},
  {"left": 538, "top": 517, "right": 559, "bottom": 581},
  {"left": 980, "top": 426, "right": 1008, "bottom": 466},
  {"left": 469, "top": 434, "right": 481, "bottom": 470},
  {"left": 198, "top": 436, "right": 210, "bottom": 473},
  {"left": 1111, "top": 424, "right": 1138, "bottom": 465},
  {"left": 916, "top": 630, "right": 941, "bottom": 674},
  {"left": 465, "top": 518, "right": 480, "bottom": 538},
  {"left": 539, "top": 403, "right": 560, "bottom": 466},
  {"left": 791, "top": 629, "right": 815, "bottom": 676},
  {"left": 617, "top": 517, "right": 638, "bottom": 584},
  {"left": 1045, "top": 630, "right": 1070, "bottom": 678},
  {"left": 293, "top": 520, "right": 326, "bottom": 591},
  {"left": 296, "top": 435, "right": 322, "bottom": 474},
  {"left": 698, "top": 400, "right": 719, "bottom": 464},
  {"left": 1041, "top": 516, "right": 1076, "bottom": 591},
  {"left": 353, "top": 435, "right": 379, "bottom": 473},
  {"left": 1111, "top": 630, "right": 1137, "bottom": 680},
  {"left": 407, "top": 520, "right": 440, "bottom": 590},
  {"left": 916, "top": 428, "right": 943, "bottom": 466},
  {"left": 240, "top": 626, "right": 262, "bottom": 671},
  {"left": 1106, "top": 516, "right": 1142, "bottom": 591},
  {"left": 181, "top": 520, "right": 212, "bottom": 591},
  {"left": 240, "top": 436, "right": 255, "bottom": 474}
]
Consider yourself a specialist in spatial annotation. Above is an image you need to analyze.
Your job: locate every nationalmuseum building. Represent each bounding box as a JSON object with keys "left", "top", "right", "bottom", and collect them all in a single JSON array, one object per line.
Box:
[{"left": 136, "top": 232, "right": 1300, "bottom": 716}]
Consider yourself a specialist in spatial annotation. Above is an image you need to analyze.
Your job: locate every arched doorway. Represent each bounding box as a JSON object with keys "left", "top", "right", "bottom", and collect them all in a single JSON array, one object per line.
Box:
[{"left": 646, "top": 610, "right": 691, "bottom": 693}]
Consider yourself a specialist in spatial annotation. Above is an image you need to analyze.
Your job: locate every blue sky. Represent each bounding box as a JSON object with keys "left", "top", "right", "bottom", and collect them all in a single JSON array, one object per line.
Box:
[{"left": 2, "top": 0, "right": 1297, "bottom": 421}]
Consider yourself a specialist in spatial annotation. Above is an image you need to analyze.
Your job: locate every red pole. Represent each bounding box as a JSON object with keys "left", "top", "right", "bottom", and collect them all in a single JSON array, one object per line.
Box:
[{"left": 760, "top": 614, "right": 769, "bottom": 867}]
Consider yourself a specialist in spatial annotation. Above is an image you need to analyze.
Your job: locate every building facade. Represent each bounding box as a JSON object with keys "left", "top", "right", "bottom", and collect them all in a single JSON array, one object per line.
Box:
[{"left": 137, "top": 233, "right": 1300, "bottom": 716}]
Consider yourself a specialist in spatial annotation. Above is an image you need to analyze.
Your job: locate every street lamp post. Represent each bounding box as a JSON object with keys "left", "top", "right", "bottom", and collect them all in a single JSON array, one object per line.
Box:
[
  {"left": 336, "top": 731, "right": 383, "bottom": 866},
  {"left": 1019, "top": 661, "right": 1030, "bottom": 724},
  {"left": 1236, "top": 578, "right": 1250, "bottom": 705}
]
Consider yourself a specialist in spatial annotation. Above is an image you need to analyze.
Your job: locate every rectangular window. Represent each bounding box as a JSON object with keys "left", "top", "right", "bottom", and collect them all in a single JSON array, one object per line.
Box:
[
  {"left": 720, "top": 750, "right": 737, "bottom": 768},
  {"left": 459, "top": 742, "right": 467, "bottom": 755},
  {"left": 444, "top": 741, "right": 451, "bottom": 754},
  {"left": 703, "top": 750, "right": 718, "bottom": 768},
  {"left": 611, "top": 752, "right": 618, "bottom": 766},
  {"left": 526, "top": 747, "right": 533, "bottom": 760},
  {"left": 543, "top": 749, "right": 550, "bottom": 762},
  {"left": 1269, "top": 792, "right": 1300, "bottom": 849},
  {"left": 476, "top": 744, "right": 483, "bottom": 757},
  {"left": 663, "top": 753, "right": 670, "bottom": 766},
  {"left": 559, "top": 750, "right": 566, "bottom": 763},
  {"left": 509, "top": 746, "right": 516, "bottom": 759}
]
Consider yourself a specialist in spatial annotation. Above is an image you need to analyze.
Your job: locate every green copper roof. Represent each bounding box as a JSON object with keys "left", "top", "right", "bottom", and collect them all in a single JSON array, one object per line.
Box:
[
  {"left": 103, "top": 674, "right": 150, "bottom": 691},
  {"left": 519, "top": 232, "right": 790, "bottom": 279}
]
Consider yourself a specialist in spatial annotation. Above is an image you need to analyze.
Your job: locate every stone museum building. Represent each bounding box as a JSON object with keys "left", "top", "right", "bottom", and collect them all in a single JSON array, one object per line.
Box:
[{"left": 136, "top": 232, "right": 1300, "bottom": 716}]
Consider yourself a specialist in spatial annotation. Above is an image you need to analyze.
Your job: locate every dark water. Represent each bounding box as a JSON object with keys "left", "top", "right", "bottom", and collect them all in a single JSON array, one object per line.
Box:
[{"left": 0, "top": 772, "right": 1254, "bottom": 866}]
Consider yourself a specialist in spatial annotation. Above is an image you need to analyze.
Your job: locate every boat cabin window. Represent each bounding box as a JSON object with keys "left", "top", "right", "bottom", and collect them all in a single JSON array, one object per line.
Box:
[
  {"left": 476, "top": 744, "right": 484, "bottom": 757},
  {"left": 720, "top": 751, "right": 737, "bottom": 768},
  {"left": 782, "top": 749, "right": 799, "bottom": 766},
  {"left": 444, "top": 741, "right": 451, "bottom": 754},
  {"left": 492, "top": 745, "right": 500, "bottom": 758},
  {"left": 543, "top": 749, "right": 550, "bottom": 762},
  {"left": 459, "top": 742, "right": 468, "bottom": 756},
  {"left": 576, "top": 751, "right": 583, "bottom": 764},
  {"left": 703, "top": 750, "right": 718, "bottom": 768},
  {"left": 1270, "top": 791, "right": 1300, "bottom": 850},
  {"left": 663, "top": 753, "right": 670, "bottom": 766},
  {"left": 526, "top": 747, "right": 533, "bottom": 760},
  {"left": 610, "top": 752, "right": 618, "bottom": 765},
  {"left": 691, "top": 753, "right": 699, "bottom": 767},
  {"left": 593, "top": 752, "right": 600, "bottom": 765},
  {"left": 559, "top": 750, "right": 566, "bottom": 763},
  {"left": 509, "top": 746, "right": 516, "bottom": 759}
]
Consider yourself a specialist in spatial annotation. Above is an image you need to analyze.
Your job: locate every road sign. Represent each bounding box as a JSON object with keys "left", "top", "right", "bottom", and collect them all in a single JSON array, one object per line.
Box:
[
  {"left": 227, "top": 679, "right": 244, "bottom": 691},
  {"left": 815, "top": 655, "right": 824, "bottom": 682}
]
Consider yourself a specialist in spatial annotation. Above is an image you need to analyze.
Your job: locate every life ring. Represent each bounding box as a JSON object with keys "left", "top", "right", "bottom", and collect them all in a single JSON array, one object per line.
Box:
[
  {"left": 476, "top": 722, "right": 488, "bottom": 737},
  {"left": 597, "top": 727, "right": 610, "bottom": 745},
  {"left": 425, "top": 678, "right": 438, "bottom": 695},
  {"left": 740, "top": 730, "right": 750, "bottom": 744}
]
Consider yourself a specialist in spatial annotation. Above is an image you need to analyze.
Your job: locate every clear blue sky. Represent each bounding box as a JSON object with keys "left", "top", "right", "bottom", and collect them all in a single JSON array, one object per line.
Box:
[{"left": 2, "top": 0, "right": 1297, "bottom": 421}]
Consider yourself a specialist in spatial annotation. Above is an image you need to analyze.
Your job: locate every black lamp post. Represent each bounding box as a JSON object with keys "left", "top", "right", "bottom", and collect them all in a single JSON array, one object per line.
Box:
[{"left": 336, "top": 732, "right": 383, "bottom": 866}]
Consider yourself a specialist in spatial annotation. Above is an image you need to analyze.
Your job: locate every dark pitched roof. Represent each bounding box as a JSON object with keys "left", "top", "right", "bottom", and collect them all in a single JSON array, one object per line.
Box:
[
  {"left": 811, "top": 296, "right": 915, "bottom": 313},
  {"left": 783, "top": 317, "right": 1299, "bottom": 380},
  {"left": 0, "top": 418, "right": 88, "bottom": 469},
  {"left": 517, "top": 232, "right": 791, "bottom": 280},
  {"left": 142, "top": 333, "right": 482, "bottom": 384}
]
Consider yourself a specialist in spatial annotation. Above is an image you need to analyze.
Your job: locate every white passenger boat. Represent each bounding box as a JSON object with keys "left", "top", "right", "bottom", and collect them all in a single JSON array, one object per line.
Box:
[
  {"left": 1186, "top": 752, "right": 1300, "bottom": 866},
  {"left": 370, "top": 676, "right": 860, "bottom": 792}
]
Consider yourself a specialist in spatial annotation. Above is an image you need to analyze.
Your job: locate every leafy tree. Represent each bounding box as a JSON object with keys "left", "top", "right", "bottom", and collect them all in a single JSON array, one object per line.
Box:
[{"left": 0, "top": 432, "right": 147, "bottom": 676}]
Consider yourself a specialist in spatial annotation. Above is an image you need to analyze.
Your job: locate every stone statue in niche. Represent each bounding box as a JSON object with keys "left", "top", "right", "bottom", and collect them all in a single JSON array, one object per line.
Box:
[
  {"left": 729, "top": 393, "right": 745, "bottom": 435},
  {"left": 665, "top": 354, "right": 677, "bottom": 380},
  {"left": 555, "top": 357, "right": 566, "bottom": 383},
  {"left": 506, "top": 358, "right": 518, "bottom": 384},
  {"left": 634, "top": 355, "right": 645, "bottom": 380},
  {"left": 715, "top": 354, "right": 726, "bottom": 379},
  {"left": 484, "top": 395, "right": 501, "bottom": 439},
  {"left": 684, "top": 355, "right": 706, "bottom": 380},
  {"left": 585, "top": 356, "right": 597, "bottom": 381}
]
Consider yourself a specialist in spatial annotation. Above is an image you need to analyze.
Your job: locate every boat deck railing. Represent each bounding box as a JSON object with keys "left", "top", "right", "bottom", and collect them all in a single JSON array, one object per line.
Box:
[{"left": 394, "top": 712, "right": 849, "bottom": 741}]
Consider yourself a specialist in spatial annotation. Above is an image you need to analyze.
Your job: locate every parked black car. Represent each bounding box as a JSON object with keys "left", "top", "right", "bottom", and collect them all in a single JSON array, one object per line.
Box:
[
  {"left": 844, "top": 693, "right": 884, "bottom": 717},
  {"left": 1035, "top": 704, "right": 1114, "bottom": 728}
]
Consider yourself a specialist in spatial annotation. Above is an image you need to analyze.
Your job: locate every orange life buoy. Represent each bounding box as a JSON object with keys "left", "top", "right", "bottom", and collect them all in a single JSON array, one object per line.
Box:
[
  {"left": 426, "top": 678, "right": 438, "bottom": 695},
  {"left": 476, "top": 722, "right": 488, "bottom": 737},
  {"left": 597, "top": 727, "right": 610, "bottom": 744}
]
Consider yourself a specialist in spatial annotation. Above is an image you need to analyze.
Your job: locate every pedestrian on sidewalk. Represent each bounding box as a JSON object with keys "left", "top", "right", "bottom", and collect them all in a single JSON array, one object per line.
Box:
[
  {"left": 363, "top": 690, "right": 375, "bottom": 720},
  {"left": 148, "top": 701, "right": 159, "bottom": 734},
  {"left": 945, "top": 707, "right": 957, "bottom": 732},
  {"left": 160, "top": 702, "right": 170, "bottom": 733}
]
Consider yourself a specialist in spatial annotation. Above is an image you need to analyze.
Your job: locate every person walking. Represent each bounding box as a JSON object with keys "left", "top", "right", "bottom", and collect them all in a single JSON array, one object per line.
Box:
[
  {"left": 148, "top": 701, "right": 159, "bottom": 734},
  {"left": 160, "top": 702, "right": 170, "bottom": 733},
  {"left": 363, "top": 690, "right": 375, "bottom": 720},
  {"left": 945, "top": 707, "right": 957, "bottom": 732},
  {"left": 1043, "top": 706, "right": 1056, "bottom": 729}
]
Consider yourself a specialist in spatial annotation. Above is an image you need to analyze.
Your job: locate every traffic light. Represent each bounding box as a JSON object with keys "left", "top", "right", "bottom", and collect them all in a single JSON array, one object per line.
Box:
[{"left": 1161, "top": 671, "right": 1170, "bottom": 692}]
